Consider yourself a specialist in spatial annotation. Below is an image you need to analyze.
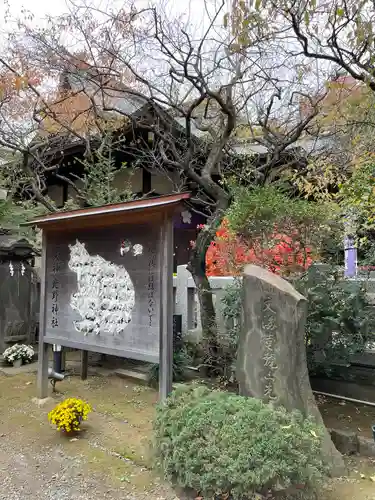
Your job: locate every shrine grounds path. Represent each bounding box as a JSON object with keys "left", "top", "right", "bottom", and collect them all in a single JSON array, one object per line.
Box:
[{"left": 0, "top": 368, "right": 375, "bottom": 500}]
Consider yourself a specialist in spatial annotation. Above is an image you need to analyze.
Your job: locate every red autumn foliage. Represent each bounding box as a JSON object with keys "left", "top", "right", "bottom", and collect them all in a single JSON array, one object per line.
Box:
[{"left": 201, "top": 219, "right": 314, "bottom": 276}]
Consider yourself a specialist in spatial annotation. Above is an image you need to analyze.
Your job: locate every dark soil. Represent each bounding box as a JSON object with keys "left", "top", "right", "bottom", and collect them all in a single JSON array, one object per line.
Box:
[{"left": 317, "top": 394, "right": 375, "bottom": 440}]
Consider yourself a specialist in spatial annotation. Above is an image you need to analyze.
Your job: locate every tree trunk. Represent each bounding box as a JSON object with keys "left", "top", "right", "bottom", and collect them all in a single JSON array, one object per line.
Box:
[
  {"left": 237, "top": 264, "right": 346, "bottom": 477},
  {"left": 187, "top": 202, "right": 228, "bottom": 374},
  {"left": 190, "top": 261, "right": 220, "bottom": 373}
]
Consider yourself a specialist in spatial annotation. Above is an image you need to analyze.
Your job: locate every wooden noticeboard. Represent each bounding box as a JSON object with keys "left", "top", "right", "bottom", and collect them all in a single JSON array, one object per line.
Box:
[{"left": 29, "top": 193, "right": 190, "bottom": 400}]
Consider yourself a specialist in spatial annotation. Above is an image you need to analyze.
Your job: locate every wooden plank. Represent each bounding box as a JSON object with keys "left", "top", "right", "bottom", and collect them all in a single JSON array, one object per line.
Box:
[
  {"left": 42, "top": 337, "right": 159, "bottom": 363},
  {"left": 37, "top": 230, "right": 49, "bottom": 399},
  {"left": 39, "top": 209, "right": 165, "bottom": 232},
  {"left": 28, "top": 194, "right": 190, "bottom": 232},
  {"left": 30, "top": 192, "right": 190, "bottom": 225},
  {"left": 80, "top": 350, "right": 88, "bottom": 380},
  {"left": 159, "top": 214, "right": 174, "bottom": 400}
]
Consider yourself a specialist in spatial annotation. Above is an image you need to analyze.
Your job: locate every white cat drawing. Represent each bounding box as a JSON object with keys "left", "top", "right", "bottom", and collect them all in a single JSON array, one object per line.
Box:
[{"left": 68, "top": 240, "right": 135, "bottom": 336}]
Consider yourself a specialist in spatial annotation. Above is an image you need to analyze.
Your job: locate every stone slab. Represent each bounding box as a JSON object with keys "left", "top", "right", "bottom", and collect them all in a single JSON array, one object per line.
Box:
[
  {"left": 0, "top": 361, "right": 38, "bottom": 376},
  {"left": 32, "top": 397, "right": 52, "bottom": 407},
  {"left": 358, "top": 436, "right": 375, "bottom": 457},
  {"left": 114, "top": 368, "right": 149, "bottom": 384},
  {"left": 330, "top": 429, "right": 358, "bottom": 455}
]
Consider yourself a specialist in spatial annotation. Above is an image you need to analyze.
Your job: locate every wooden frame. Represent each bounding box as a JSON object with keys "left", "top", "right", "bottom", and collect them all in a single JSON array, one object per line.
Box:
[
  {"left": 30, "top": 193, "right": 190, "bottom": 400},
  {"left": 159, "top": 214, "right": 174, "bottom": 399},
  {"left": 37, "top": 230, "right": 49, "bottom": 398}
]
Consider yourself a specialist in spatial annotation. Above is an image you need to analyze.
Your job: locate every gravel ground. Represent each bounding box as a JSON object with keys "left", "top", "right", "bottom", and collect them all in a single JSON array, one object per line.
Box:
[
  {"left": 0, "top": 427, "right": 164, "bottom": 500},
  {"left": 2, "top": 370, "right": 375, "bottom": 500},
  {"left": 0, "top": 371, "right": 177, "bottom": 500},
  {"left": 0, "top": 443, "right": 119, "bottom": 500}
]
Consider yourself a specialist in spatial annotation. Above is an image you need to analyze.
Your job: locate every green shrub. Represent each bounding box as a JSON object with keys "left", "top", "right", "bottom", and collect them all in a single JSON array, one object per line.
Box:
[
  {"left": 226, "top": 184, "right": 341, "bottom": 258},
  {"left": 154, "top": 384, "right": 327, "bottom": 499},
  {"left": 294, "top": 265, "right": 375, "bottom": 376},
  {"left": 147, "top": 349, "right": 191, "bottom": 387},
  {"left": 147, "top": 326, "right": 192, "bottom": 387},
  {"left": 220, "top": 265, "right": 375, "bottom": 378}
]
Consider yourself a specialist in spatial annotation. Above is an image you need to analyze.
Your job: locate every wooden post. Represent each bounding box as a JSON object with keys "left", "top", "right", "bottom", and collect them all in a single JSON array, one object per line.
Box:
[
  {"left": 159, "top": 214, "right": 174, "bottom": 400},
  {"left": 81, "top": 350, "right": 88, "bottom": 380},
  {"left": 37, "top": 230, "right": 49, "bottom": 399}
]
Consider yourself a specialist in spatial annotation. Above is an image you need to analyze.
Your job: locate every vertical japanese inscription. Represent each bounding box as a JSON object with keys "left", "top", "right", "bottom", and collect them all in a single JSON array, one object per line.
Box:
[
  {"left": 262, "top": 295, "right": 277, "bottom": 402},
  {"left": 51, "top": 251, "right": 61, "bottom": 328},
  {"left": 147, "top": 245, "right": 157, "bottom": 326}
]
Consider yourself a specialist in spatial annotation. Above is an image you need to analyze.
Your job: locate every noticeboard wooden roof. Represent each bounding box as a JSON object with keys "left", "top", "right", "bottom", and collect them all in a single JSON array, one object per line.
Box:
[{"left": 27, "top": 193, "right": 191, "bottom": 232}]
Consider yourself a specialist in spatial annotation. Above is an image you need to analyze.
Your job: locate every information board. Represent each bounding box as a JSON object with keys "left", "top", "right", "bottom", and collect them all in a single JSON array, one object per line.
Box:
[{"left": 44, "top": 223, "right": 161, "bottom": 362}]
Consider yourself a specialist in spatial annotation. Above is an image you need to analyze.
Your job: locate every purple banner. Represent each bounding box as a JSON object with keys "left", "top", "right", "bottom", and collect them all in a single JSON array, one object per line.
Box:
[{"left": 344, "top": 235, "right": 357, "bottom": 278}]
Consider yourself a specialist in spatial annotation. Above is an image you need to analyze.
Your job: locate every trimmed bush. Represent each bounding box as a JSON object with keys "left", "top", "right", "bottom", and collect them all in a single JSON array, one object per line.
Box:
[{"left": 154, "top": 385, "right": 327, "bottom": 499}]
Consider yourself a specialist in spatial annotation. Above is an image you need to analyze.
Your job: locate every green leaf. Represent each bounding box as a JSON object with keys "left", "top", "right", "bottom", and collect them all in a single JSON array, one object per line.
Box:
[
  {"left": 336, "top": 7, "right": 344, "bottom": 17},
  {"left": 304, "top": 11, "right": 310, "bottom": 25}
]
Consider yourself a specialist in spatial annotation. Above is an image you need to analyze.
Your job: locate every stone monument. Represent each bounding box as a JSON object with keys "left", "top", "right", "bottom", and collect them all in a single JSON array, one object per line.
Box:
[{"left": 237, "top": 264, "right": 345, "bottom": 476}]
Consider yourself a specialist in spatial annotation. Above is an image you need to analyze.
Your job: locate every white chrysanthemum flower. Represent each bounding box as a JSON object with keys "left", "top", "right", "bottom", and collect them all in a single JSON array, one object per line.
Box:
[{"left": 3, "top": 344, "right": 34, "bottom": 363}]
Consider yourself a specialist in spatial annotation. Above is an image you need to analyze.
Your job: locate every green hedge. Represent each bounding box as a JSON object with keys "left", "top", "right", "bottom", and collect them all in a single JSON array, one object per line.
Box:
[{"left": 154, "top": 384, "right": 327, "bottom": 499}]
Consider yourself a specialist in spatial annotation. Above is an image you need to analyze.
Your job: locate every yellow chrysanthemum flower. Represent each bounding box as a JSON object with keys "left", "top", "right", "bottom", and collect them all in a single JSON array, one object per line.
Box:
[{"left": 48, "top": 398, "right": 92, "bottom": 433}]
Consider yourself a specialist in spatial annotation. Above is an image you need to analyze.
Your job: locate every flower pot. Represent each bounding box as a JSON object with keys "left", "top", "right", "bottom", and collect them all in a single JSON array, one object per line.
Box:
[{"left": 12, "top": 358, "right": 22, "bottom": 368}]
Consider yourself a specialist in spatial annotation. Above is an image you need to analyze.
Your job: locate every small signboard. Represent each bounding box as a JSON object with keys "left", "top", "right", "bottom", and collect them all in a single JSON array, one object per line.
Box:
[{"left": 29, "top": 193, "right": 190, "bottom": 399}]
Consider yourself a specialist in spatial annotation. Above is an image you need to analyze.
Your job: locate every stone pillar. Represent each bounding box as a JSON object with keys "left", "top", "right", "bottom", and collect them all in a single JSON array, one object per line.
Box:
[{"left": 175, "top": 265, "right": 190, "bottom": 336}]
